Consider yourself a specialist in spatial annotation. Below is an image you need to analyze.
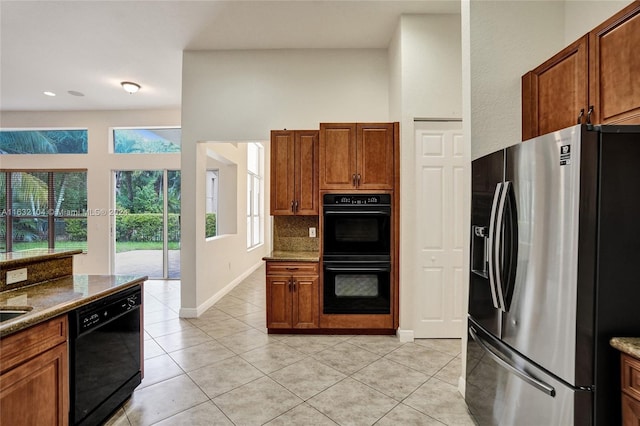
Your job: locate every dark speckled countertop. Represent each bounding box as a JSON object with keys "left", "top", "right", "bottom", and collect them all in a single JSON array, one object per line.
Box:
[
  {"left": 0, "top": 248, "right": 83, "bottom": 269},
  {"left": 263, "top": 251, "right": 319, "bottom": 262},
  {"left": 0, "top": 274, "right": 146, "bottom": 337},
  {"left": 611, "top": 337, "right": 640, "bottom": 359}
]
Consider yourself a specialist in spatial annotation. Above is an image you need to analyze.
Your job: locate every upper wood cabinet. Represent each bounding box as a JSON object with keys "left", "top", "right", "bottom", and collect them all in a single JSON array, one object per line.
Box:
[
  {"left": 319, "top": 122, "right": 396, "bottom": 190},
  {"left": 522, "top": 36, "right": 588, "bottom": 140},
  {"left": 589, "top": 2, "right": 640, "bottom": 125},
  {"left": 522, "top": 1, "right": 640, "bottom": 139},
  {"left": 270, "top": 130, "right": 319, "bottom": 215}
]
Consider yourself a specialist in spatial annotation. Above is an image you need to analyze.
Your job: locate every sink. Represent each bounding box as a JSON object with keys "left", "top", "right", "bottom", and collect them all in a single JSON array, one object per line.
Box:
[{"left": 0, "top": 307, "right": 32, "bottom": 323}]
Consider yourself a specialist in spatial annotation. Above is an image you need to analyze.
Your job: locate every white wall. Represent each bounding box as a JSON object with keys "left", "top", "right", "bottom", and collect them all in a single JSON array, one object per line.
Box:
[
  {"left": 466, "top": 1, "right": 565, "bottom": 160},
  {"left": 564, "top": 0, "right": 634, "bottom": 43},
  {"left": 0, "top": 109, "right": 180, "bottom": 274},
  {"left": 181, "top": 49, "right": 389, "bottom": 313},
  {"left": 388, "top": 14, "right": 462, "bottom": 340}
]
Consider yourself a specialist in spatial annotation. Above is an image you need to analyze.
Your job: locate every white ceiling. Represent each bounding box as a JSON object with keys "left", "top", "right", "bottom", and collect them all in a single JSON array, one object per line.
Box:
[{"left": 0, "top": 0, "right": 459, "bottom": 112}]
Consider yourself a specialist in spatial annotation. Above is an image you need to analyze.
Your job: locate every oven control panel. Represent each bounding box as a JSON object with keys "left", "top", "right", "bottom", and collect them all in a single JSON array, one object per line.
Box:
[{"left": 323, "top": 194, "right": 391, "bottom": 205}]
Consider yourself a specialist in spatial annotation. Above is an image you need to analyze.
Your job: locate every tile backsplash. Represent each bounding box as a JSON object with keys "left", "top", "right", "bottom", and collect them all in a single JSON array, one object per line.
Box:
[{"left": 273, "top": 216, "right": 319, "bottom": 252}]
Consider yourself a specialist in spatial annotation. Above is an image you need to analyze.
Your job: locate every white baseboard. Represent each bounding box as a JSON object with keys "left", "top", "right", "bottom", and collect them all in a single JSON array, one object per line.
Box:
[
  {"left": 397, "top": 328, "right": 415, "bottom": 342},
  {"left": 179, "top": 260, "right": 263, "bottom": 318},
  {"left": 458, "top": 376, "right": 466, "bottom": 397},
  {"left": 179, "top": 307, "right": 199, "bottom": 318}
]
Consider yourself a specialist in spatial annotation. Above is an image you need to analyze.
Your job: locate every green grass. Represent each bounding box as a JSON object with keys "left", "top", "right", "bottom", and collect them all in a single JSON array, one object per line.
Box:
[
  {"left": 116, "top": 241, "right": 180, "bottom": 253},
  {"left": 7, "top": 241, "right": 179, "bottom": 253},
  {"left": 11, "top": 241, "right": 87, "bottom": 252}
]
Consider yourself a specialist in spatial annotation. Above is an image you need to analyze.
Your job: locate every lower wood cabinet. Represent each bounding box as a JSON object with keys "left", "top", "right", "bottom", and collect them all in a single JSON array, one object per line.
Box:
[
  {"left": 0, "top": 315, "right": 69, "bottom": 426},
  {"left": 266, "top": 262, "right": 318, "bottom": 330},
  {"left": 621, "top": 353, "right": 640, "bottom": 425}
]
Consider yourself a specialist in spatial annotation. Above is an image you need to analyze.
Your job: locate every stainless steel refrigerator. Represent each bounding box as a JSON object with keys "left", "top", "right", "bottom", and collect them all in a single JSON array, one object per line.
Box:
[{"left": 466, "top": 124, "right": 640, "bottom": 425}]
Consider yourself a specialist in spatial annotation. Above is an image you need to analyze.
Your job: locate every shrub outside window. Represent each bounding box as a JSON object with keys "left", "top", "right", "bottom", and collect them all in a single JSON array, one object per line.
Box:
[{"left": 0, "top": 171, "right": 88, "bottom": 253}]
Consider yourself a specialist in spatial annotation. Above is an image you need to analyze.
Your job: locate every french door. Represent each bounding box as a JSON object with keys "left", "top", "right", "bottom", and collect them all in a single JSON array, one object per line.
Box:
[{"left": 113, "top": 169, "right": 180, "bottom": 279}]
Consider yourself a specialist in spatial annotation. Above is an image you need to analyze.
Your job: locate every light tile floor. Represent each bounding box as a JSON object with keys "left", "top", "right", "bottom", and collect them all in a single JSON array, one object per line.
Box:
[{"left": 106, "top": 264, "right": 475, "bottom": 426}]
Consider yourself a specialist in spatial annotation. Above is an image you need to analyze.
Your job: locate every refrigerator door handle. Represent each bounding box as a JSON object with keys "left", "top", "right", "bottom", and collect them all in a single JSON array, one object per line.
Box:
[
  {"left": 488, "top": 183, "right": 503, "bottom": 310},
  {"left": 494, "top": 181, "right": 512, "bottom": 311},
  {"left": 469, "top": 326, "right": 556, "bottom": 397}
]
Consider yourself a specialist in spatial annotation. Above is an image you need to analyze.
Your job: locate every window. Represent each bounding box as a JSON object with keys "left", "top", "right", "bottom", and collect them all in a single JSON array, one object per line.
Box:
[
  {"left": 205, "top": 170, "right": 219, "bottom": 238},
  {"left": 0, "top": 129, "right": 88, "bottom": 154},
  {"left": 247, "top": 143, "right": 263, "bottom": 248},
  {"left": 113, "top": 128, "right": 181, "bottom": 153},
  {"left": 0, "top": 171, "right": 88, "bottom": 253}
]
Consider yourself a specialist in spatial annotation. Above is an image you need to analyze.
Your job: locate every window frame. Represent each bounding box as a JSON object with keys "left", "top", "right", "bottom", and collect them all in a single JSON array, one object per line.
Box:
[
  {"left": 246, "top": 143, "right": 264, "bottom": 249},
  {"left": 1, "top": 170, "right": 88, "bottom": 253}
]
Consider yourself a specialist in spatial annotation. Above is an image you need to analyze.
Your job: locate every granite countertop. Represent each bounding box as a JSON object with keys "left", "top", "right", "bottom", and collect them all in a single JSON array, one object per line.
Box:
[
  {"left": 263, "top": 250, "right": 320, "bottom": 262},
  {"left": 0, "top": 248, "right": 83, "bottom": 269},
  {"left": 0, "top": 274, "right": 146, "bottom": 337},
  {"left": 610, "top": 337, "right": 640, "bottom": 359}
]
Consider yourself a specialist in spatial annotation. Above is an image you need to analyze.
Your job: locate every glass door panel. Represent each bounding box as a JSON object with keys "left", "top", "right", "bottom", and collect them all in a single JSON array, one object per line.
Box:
[{"left": 114, "top": 170, "right": 164, "bottom": 278}]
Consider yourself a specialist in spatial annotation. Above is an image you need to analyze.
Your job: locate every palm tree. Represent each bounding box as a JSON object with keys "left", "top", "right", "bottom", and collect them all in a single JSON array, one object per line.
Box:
[{"left": 0, "top": 131, "right": 57, "bottom": 154}]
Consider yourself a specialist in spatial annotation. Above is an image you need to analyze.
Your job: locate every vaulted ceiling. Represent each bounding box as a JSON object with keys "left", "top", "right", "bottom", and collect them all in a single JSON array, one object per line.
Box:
[{"left": 0, "top": 1, "right": 459, "bottom": 112}]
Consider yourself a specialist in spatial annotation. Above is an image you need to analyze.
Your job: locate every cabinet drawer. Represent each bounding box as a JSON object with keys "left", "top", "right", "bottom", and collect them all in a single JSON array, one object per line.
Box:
[
  {"left": 0, "top": 315, "right": 68, "bottom": 373},
  {"left": 266, "top": 262, "right": 318, "bottom": 275},
  {"left": 622, "top": 353, "right": 640, "bottom": 400}
]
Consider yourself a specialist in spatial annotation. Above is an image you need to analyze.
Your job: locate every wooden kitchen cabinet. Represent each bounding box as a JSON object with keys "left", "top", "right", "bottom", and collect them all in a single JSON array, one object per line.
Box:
[
  {"left": 621, "top": 353, "right": 640, "bottom": 425},
  {"left": 0, "top": 315, "right": 69, "bottom": 426},
  {"left": 589, "top": 1, "right": 640, "bottom": 126},
  {"left": 319, "top": 122, "right": 396, "bottom": 190},
  {"left": 270, "top": 130, "right": 319, "bottom": 215},
  {"left": 522, "top": 36, "right": 588, "bottom": 140},
  {"left": 522, "top": 1, "right": 640, "bottom": 139},
  {"left": 266, "top": 262, "right": 318, "bottom": 329}
]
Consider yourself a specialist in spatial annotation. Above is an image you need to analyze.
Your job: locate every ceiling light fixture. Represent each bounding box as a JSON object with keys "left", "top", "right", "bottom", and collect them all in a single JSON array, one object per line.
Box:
[
  {"left": 43, "top": 91, "right": 56, "bottom": 97},
  {"left": 121, "top": 81, "right": 141, "bottom": 94}
]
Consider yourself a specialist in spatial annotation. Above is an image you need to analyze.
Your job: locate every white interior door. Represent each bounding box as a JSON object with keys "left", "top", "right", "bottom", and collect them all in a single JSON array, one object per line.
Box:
[{"left": 414, "top": 121, "right": 468, "bottom": 338}]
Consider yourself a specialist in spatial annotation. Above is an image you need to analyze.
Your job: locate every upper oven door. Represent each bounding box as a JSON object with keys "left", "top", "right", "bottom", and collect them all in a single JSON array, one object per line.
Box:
[{"left": 322, "top": 194, "right": 391, "bottom": 258}]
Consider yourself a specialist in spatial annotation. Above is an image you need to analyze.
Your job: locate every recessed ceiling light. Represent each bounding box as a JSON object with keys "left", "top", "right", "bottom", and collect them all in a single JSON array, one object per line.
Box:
[
  {"left": 43, "top": 91, "right": 56, "bottom": 97},
  {"left": 121, "top": 81, "right": 141, "bottom": 94},
  {"left": 68, "top": 90, "right": 85, "bottom": 97}
]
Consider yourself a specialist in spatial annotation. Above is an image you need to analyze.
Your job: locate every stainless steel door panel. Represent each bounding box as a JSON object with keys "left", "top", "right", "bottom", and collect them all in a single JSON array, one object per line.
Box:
[
  {"left": 470, "top": 150, "right": 505, "bottom": 337},
  {"left": 501, "top": 125, "right": 582, "bottom": 385},
  {"left": 466, "top": 320, "right": 577, "bottom": 426}
]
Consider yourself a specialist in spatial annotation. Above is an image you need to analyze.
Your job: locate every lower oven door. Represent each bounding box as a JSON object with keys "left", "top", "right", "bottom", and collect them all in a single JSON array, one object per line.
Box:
[{"left": 323, "top": 262, "right": 390, "bottom": 314}]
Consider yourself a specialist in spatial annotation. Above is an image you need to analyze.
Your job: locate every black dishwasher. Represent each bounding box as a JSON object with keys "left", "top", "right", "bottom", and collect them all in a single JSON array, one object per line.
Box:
[{"left": 69, "top": 285, "right": 142, "bottom": 425}]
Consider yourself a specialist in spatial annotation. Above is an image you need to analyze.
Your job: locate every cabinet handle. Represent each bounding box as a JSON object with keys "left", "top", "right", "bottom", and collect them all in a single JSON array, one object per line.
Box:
[
  {"left": 288, "top": 280, "right": 292, "bottom": 292},
  {"left": 291, "top": 201, "right": 295, "bottom": 213},
  {"left": 294, "top": 200, "right": 298, "bottom": 212},
  {"left": 357, "top": 174, "right": 361, "bottom": 187},
  {"left": 292, "top": 280, "right": 296, "bottom": 291},
  {"left": 587, "top": 105, "right": 594, "bottom": 125},
  {"left": 577, "top": 108, "right": 584, "bottom": 124},
  {"left": 352, "top": 174, "right": 356, "bottom": 187},
  {"left": 285, "top": 267, "right": 299, "bottom": 271}
]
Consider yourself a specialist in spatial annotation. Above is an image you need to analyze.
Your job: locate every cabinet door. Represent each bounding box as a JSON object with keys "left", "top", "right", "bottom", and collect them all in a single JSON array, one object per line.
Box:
[
  {"left": 589, "top": 1, "right": 640, "bottom": 125},
  {"left": 357, "top": 123, "right": 394, "bottom": 189},
  {"left": 292, "top": 275, "right": 318, "bottom": 328},
  {"left": 270, "top": 130, "right": 295, "bottom": 215},
  {"left": 294, "top": 130, "right": 319, "bottom": 215},
  {"left": 524, "top": 36, "right": 588, "bottom": 139},
  {"left": 622, "top": 393, "right": 640, "bottom": 426},
  {"left": 319, "top": 123, "right": 357, "bottom": 190},
  {"left": 266, "top": 275, "right": 292, "bottom": 328},
  {"left": 0, "top": 343, "right": 68, "bottom": 426}
]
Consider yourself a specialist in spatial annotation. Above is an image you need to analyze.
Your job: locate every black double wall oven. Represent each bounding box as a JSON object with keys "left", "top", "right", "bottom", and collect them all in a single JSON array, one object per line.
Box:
[{"left": 322, "top": 194, "right": 391, "bottom": 314}]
